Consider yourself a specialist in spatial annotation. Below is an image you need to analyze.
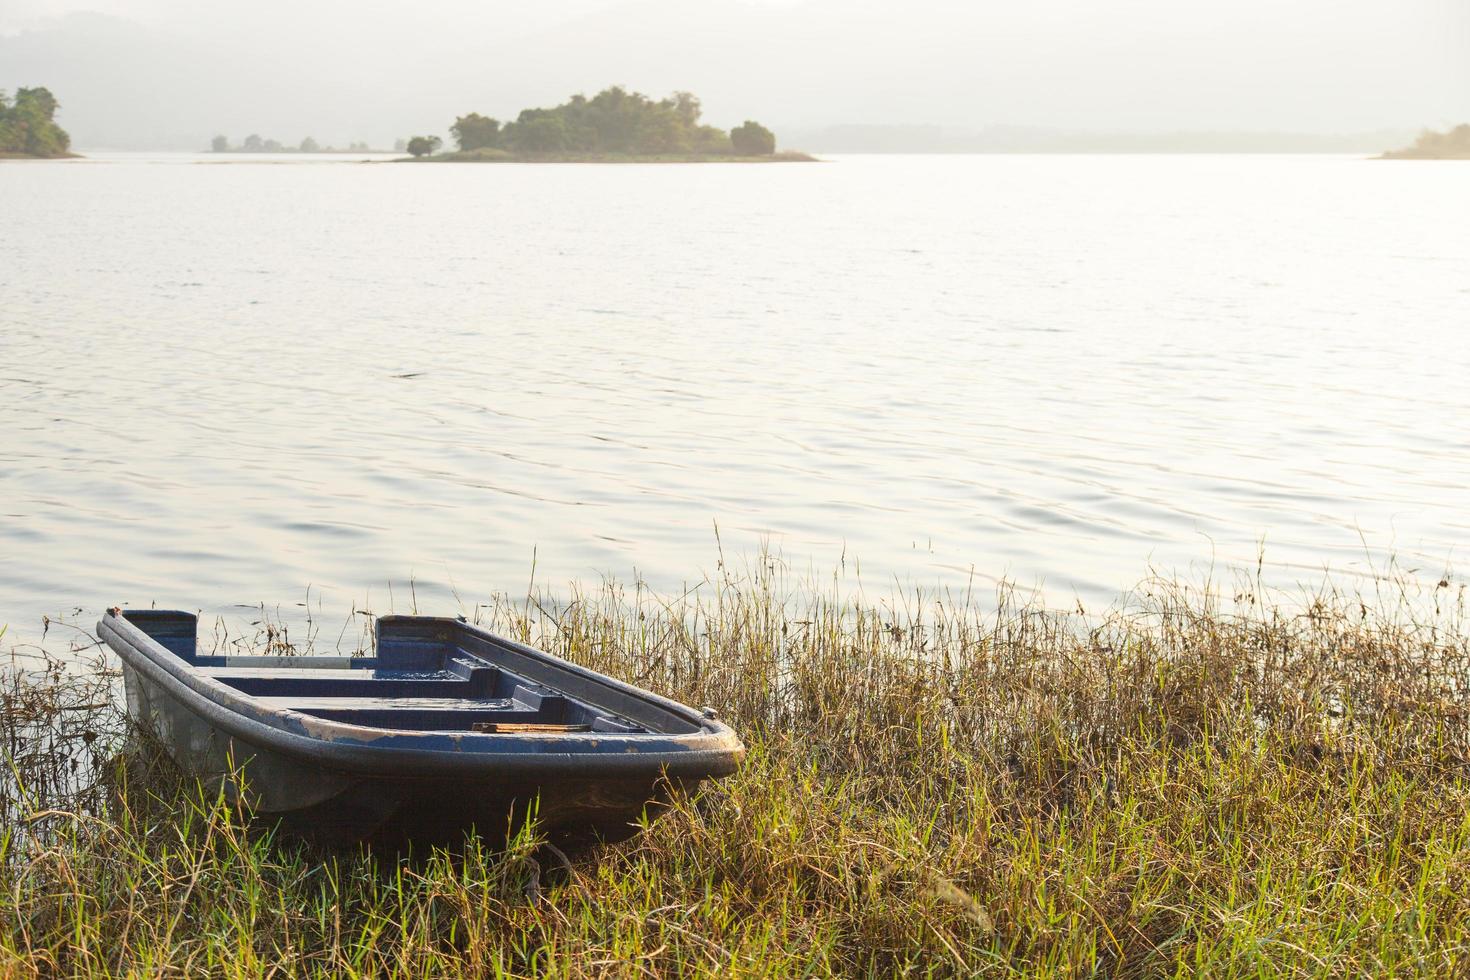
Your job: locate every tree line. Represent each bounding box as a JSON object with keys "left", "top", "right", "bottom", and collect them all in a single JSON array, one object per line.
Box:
[
  {"left": 210, "top": 135, "right": 380, "bottom": 153},
  {"left": 407, "top": 86, "right": 777, "bottom": 157},
  {"left": 0, "top": 87, "right": 72, "bottom": 157},
  {"left": 1382, "top": 124, "right": 1470, "bottom": 160}
]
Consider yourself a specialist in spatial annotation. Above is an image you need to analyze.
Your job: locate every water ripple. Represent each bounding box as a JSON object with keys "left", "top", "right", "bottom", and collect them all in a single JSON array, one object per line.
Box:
[{"left": 1, "top": 152, "right": 1467, "bottom": 640}]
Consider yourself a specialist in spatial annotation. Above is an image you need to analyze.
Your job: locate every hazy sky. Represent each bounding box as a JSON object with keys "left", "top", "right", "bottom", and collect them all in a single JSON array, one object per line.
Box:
[{"left": 3, "top": 0, "right": 1467, "bottom": 149}]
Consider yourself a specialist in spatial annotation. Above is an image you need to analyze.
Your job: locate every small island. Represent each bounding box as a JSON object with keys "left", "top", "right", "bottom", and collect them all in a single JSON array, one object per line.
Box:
[
  {"left": 1380, "top": 124, "right": 1470, "bottom": 160},
  {"left": 401, "top": 87, "right": 815, "bottom": 163},
  {"left": 0, "top": 87, "right": 76, "bottom": 159}
]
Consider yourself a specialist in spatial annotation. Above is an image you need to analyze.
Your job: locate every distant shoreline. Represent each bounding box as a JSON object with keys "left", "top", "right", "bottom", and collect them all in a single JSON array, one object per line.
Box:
[
  {"left": 1379, "top": 150, "right": 1470, "bottom": 160},
  {"left": 207, "top": 148, "right": 394, "bottom": 155},
  {"left": 401, "top": 149, "right": 819, "bottom": 164},
  {"left": 0, "top": 150, "right": 81, "bottom": 160}
]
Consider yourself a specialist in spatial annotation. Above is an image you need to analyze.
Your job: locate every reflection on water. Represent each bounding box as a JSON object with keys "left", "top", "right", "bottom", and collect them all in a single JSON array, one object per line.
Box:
[{"left": 1, "top": 152, "right": 1466, "bottom": 643}]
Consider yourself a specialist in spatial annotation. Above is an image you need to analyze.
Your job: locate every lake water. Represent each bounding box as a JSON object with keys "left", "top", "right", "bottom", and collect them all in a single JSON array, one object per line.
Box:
[{"left": 2, "top": 152, "right": 1467, "bottom": 646}]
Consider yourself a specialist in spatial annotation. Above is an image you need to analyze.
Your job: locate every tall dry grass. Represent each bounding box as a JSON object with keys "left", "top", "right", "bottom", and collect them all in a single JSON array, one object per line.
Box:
[{"left": 2, "top": 559, "right": 1468, "bottom": 976}]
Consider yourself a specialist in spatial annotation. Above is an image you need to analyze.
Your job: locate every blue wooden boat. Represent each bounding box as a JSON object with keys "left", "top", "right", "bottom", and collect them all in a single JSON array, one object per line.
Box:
[{"left": 97, "top": 608, "right": 743, "bottom": 845}]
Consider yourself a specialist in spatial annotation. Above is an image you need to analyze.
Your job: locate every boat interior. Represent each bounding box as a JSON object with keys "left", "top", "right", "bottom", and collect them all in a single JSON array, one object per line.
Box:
[{"left": 119, "top": 610, "right": 678, "bottom": 735}]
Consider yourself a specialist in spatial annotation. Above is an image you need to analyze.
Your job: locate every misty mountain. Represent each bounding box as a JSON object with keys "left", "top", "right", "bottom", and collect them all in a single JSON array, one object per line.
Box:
[{"left": 2, "top": 0, "right": 1466, "bottom": 151}]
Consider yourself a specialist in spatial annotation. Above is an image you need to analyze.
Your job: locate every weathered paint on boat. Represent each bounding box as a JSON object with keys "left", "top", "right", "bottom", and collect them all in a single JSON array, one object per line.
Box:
[{"left": 97, "top": 608, "right": 743, "bottom": 844}]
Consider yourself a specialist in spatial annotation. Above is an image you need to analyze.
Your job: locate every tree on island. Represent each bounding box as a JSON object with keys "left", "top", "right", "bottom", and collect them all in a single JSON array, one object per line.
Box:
[
  {"left": 0, "top": 87, "right": 72, "bottom": 157},
  {"left": 210, "top": 134, "right": 229, "bottom": 152},
  {"left": 513, "top": 114, "right": 569, "bottom": 152},
  {"left": 431, "top": 86, "right": 779, "bottom": 158},
  {"left": 406, "top": 135, "right": 442, "bottom": 157},
  {"left": 1382, "top": 124, "right": 1470, "bottom": 160},
  {"left": 451, "top": 113, "right": 500, "bottom": 151},
  {"left": 730, "top": 120, "right": 776, "bottom": 156}
]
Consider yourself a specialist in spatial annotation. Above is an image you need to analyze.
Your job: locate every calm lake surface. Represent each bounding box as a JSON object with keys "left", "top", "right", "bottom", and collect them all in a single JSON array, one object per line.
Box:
[{"left": 2, "top": 152, "right": 1467, "bottom": 645}]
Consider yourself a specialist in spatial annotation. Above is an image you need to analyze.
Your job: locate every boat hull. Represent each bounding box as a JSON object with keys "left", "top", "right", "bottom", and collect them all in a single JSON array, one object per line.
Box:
[{"left": 102, "top": 609, "right": 742, "bottom": 845}]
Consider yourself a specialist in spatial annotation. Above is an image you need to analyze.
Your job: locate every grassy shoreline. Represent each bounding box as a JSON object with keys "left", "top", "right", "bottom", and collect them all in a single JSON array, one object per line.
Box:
[{"left": 4, "top": 565, "right": 1468, "bottom": 975}]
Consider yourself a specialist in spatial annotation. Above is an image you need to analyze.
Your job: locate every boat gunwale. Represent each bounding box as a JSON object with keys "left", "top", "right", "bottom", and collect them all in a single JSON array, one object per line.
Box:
[{"left": 97, "top": 609, "right": 744, "bottom": 780}]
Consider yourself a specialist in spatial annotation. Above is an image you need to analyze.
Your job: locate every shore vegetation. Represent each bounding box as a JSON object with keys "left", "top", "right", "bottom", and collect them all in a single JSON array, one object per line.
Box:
[
  {"left": 0, "top": 87, "right": 74, "bottom": 159},
  {"left": 406, "top": 135, "right": 443, "bottom": 158},
  {"left": 1381, "top": 124, "right": 1470, "bottom": 159},
  {"left": 2, "top": 561, "right": 1467, "bottom": 975}
]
